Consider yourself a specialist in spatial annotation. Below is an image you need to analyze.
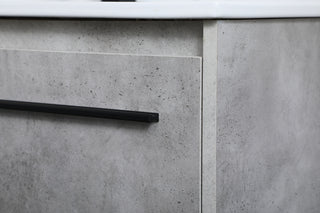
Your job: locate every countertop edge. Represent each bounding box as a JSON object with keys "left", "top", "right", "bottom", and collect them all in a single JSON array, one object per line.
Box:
[{"left": 0, "top": 1, "right": 319, "bottom": 19}]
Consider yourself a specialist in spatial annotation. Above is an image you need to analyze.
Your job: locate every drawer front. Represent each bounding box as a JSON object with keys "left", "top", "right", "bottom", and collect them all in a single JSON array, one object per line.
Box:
[{"left": 0, "top": 49, "right": 201, "bottom": 213}]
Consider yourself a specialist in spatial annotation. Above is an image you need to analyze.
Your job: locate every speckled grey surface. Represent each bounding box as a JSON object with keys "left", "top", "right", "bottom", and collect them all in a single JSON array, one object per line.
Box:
[
  {"left": 0, "top": 20, "right": 202, "bottom": 57},
  {"left": 217, "top": 19, "right": 320, "bottom": 213},
  {"left": 0, "top": 49, "right": 201, "bottom": 213}
]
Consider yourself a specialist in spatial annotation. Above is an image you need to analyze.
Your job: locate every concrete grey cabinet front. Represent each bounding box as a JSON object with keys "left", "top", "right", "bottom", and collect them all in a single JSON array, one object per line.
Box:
[
  {"left": 215, "top": 20, "right": 320, "bottom": 213},
  {"left": 0, "top": 49, "right": 202, "bottom": 213}
]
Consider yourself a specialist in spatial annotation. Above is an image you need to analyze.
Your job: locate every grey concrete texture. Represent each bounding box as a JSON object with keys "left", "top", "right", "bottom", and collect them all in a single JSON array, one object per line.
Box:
[
  {"left": 0, "top": 49, "right": 202, "bottom": 213},
  {"left": 0, "top": 20, "right": 203, "bottom": 57},
  {"left": 217, "top": 19, "right": 320, "bottom": 213}
]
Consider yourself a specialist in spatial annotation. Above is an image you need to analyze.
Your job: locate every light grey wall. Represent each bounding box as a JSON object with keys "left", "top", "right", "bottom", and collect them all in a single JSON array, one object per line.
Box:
[
  {"left": 217, "top": 19, "right": 320, "bottom": 213},
  {"left": 0, "top": 20, "right": 203, "bottom": 56}
]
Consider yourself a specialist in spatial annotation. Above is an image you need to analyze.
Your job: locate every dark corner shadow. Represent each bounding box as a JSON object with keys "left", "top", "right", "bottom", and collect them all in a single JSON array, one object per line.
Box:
[{"left": 0, "top": 109, "right": 155, "bottom": 131}]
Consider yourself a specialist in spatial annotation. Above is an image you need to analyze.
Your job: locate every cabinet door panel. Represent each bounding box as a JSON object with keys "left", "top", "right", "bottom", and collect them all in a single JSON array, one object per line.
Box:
[{"left": 0, "top": 49, "right": 201, "bottom": 213}]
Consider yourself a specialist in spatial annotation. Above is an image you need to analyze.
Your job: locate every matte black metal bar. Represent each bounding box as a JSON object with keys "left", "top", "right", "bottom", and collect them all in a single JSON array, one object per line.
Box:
[{"left": 0, "top": 100, "right": 159, "bottom": 123}]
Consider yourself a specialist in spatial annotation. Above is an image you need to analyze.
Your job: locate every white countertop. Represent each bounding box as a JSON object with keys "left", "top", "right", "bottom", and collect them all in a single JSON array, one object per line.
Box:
[{"left": 0, "top": 0, "right": 320, "bottom": 19}]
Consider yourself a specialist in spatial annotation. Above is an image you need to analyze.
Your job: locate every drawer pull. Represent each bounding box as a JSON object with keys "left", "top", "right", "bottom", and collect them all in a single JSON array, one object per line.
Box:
[{"left": 0, "top": 100, "right": 159, "bottom": 123}]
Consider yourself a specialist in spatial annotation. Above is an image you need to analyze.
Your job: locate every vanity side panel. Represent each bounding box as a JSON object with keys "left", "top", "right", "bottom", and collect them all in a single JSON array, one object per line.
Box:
[
  {"left": 0, "top": 20, "right": 202, "bottom": 57},
  {"left": 202, "top": 20, "right": 217, "bottom": 213},
  {"left": 217, "top": 19, "right": 320, "bottom": 213}
]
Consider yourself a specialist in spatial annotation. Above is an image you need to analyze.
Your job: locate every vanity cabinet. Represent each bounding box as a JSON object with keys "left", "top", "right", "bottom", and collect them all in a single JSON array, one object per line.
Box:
[{"left": 1, "top": 18, "right": 320, "bottom": 213}]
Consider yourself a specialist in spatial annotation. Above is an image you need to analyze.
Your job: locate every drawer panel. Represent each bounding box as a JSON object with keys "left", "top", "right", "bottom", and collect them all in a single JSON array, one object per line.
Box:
[{"left": 0, "top": 49, "right": 201, "bottom": 213}]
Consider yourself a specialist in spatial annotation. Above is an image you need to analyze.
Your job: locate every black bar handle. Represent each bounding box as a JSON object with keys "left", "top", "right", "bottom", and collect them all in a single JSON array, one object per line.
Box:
[{"left": 0, "top": 100, "right": 159, "bottom": 123}]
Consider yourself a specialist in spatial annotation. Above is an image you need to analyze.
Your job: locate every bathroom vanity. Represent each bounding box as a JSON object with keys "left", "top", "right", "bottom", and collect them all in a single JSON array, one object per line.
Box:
[{"left": 0, "top": 1, "right": 320, "bottom": 213}]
